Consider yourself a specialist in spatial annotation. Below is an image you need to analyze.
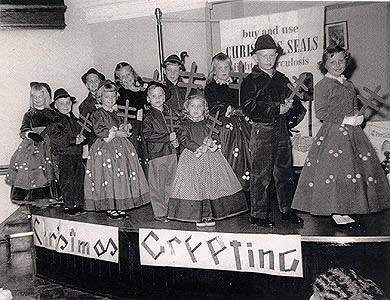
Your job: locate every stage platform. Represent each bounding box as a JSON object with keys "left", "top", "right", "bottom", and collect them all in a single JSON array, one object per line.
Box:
[{"left": 31, "top": 204, "right": 390, "bottom": 299}]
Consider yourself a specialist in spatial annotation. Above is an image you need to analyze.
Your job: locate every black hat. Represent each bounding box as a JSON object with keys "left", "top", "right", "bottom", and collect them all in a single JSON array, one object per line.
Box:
[
  {"left": 250, "top": 34, "right": 278, "bottom": 55},
  {"left": 147, "top": 81, "right": 171, "bottom": 100},
  {"left": 163, "top": 54, "right": 184, "bottom": 69},
  {"left": 81, "top": 68, "right": 106, "bottom": 84},
  {"left": 53, "top": 88, "right": 76, "bottom": 102},
  {"left": 30, "top": 82, "right": 52, "bottom": 99}
]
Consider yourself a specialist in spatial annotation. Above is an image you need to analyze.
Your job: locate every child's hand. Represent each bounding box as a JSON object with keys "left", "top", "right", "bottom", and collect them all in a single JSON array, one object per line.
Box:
[
  {"left": 194, "top": 148, "right": 203, "bottom": 158},
  {"left": 280, "top": 103, "right": 291, "bottom": 115},
  {"left": 104, "top": 126, "right": 118, "bottom": 142},
  {"left": 76, "top": 134, "right": 85, "bottom": 145},
  {"left": 225, "top": 105, "right": 233, "bottom": 118},
  {"left": 200, "top": 144, "right": 208, "bottom": 153},
  {"left": 169, "top": 132, "right": 177, "bottom": 142},
  {"left": 354, "top": 114, "right": 364, "bottom": 126},
  {"left": 203, "top": 136, "right": 213, "bottom": 147},
  {"left": 341, "top": 115, "right": 355, "bottom": 126},
  {"left": 208, "top": 140, "right": 218, "bottom": 152}
]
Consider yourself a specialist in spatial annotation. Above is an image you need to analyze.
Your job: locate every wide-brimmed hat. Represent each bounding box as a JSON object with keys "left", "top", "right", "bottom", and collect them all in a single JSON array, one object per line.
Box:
[
  {"left": 250, "top": 34, "right": 278, "bottom": 55},
  {"left": 53, "top": 88, "right": 76, "bottom": 102},
  {"left": 147, "top": 81, "right": 171, "bottom": 100},
  {"left": 81, "top": 68, "right": 106, "bottom": 84},
  {"left": 163, "top": 54, "right": 184, "bottom": 69}
]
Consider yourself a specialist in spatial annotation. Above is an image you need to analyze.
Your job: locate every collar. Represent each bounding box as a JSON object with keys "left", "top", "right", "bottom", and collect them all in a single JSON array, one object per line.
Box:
[
  {"left": 325, "top": 73, "right": 346, "bottom": 84},
  {"left": 214, "top": 76, "right": 233, "bottom": 85},
  {"left": 251, "top": 65, "right": 277, "bottom": 79},
  {"left": 189, "top": 115, "right": 205, "bottom": 122}
]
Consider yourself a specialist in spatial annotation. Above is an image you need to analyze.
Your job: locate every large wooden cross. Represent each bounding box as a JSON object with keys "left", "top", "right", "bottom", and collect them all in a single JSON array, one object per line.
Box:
[
  {"left": 358, "top": 85, "right": 387, "bottom": 115},
  {"left": 117, "top": 100, "right": 137, "bottom": 125},
  {"left": 178, "top": 62, "right": 205, "bottom": 99},
  {"left": 206, "top": 111, "right": 222, "bottom": 139},
  {"left": 286, "top": 75, "right": 309, "bottom": 102},
  {"left": 229, "top": 61, "right": 249, "bottom": 106},
  {"left": 142, "top": 69, "right": 164, "bottom": 85},
  {"left": 77, "top": 113, "right": 92, "bottom": 136}
]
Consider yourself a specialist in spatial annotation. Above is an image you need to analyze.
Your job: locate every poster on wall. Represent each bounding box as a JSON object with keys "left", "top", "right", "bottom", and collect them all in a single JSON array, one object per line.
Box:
[
  {"left": 139, "top": 228, "right": 303, "bottom": 277},
  {"left": 363, "top": 121, "right": 390, "bottom": 162},
  {"left": 32, "top": 215, "right": 119, "bottom": 263},
  {"left": 220, "top": 7, "right": 325, "bottom": 165}
]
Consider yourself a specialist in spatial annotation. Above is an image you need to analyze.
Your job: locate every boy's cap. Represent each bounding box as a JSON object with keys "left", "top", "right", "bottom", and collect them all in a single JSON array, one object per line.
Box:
[
  {"left": 163, "top": 54, "right": 184, "bottom": 69},
  {"left": 53, "top": 88, "right": 76, "bottom": 102},
  {"left": 98, "top": 79, "right": 117, "bottom": 90},
  {"left": 81, "top": 68, "right": 106, "bottom": 84},
  {"left": 147, "top": 81, "right": 171, "bottom": 100},
  {"left": 251, "top": 34, "right": 278, "bottom": 55},
  {"left": 30, "top": 82, "right": 52, "bottom": 99}
]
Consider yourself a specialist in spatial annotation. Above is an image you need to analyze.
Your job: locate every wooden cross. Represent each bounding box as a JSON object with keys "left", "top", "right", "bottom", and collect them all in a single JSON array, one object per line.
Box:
[
  {"left": 206, "top": 111, "right": 222, "bottom": 139},
  {"left": 286, "top": 75, "right": 309, "bottom": 102},
  {"left": 142, "top": 69, "right": 164, "bottom": 85},
  {"left": 117, "top": 99, "right": 137, "bottom": 125},
  {"left": 77, "top": 113, "right": 92, "bottom": 135},
  {"left": 178, "top": 62, "right": 205, "bottom": 99},
  {"left": 230, "top": 61, "right": 249, "bottom": 106},
  {"left": 358, "top": 85, "right": 387, "bottom": 115},
  {"left": 165, "top": 109, "right": 180, "bottom": 133}
]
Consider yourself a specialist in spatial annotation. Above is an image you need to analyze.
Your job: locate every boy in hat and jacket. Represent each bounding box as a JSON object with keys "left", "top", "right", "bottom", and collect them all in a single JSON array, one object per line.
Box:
[
  {"left": 241, "top": 34, "right": 305, "bottom": 227},
  {"left": 143, "top": 81, "right": 179, "bottom": 222},
  {"left": 79, "top": 68, "right": 106, "bottom": 118},
  {"left": 47, "top": 88, "right": 87, "bottom": 215}
]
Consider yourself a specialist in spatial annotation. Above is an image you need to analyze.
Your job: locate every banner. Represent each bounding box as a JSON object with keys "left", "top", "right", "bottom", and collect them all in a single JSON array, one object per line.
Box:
[
  {"left": 220, "top": 7, "right": 325, "bottom": 165},
  {"left": 139, "top": 228, "right": 303, "bottom": 277},
  {"left": 363, "top": 121, "right": 390, "bottom": 162},
  {"left": 32, "top": 215, "right": 119, "bottom": 263}
]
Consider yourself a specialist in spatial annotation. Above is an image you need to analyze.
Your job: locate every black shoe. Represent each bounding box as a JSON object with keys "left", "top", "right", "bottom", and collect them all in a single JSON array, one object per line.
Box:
[
  {"left": 249, "top": 217, "right": 275, "bottom": 228},
  {"left": 75, "top": 207, "right": 87, "bottom": 215},
  {"left": 281, "top": 212, "right": 304, "bottom": 226},
  {"left": 64, "top": 207, "right": 78, "bottom": 216}
]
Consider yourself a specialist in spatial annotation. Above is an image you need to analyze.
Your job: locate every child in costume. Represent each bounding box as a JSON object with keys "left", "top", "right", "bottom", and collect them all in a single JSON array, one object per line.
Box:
[
  {"left": 168, "top": 94, "right": 248, "bottom": 227},
  {"left": 292, "top": 45, "right": 390, "bottom": 227},
  {"left": 204, "top": 52, "right": 252, "bottom": 192},
  {"left": 47, "top": 88, "right": 86, "bottom": 215},
  {"left": 5, "top": 82, "right": 60, "bottom": 208},
  {"left": 84, "top": 80, "right": 150, "bottom": 219},
  {"left": 143, "top": 82, "right": 178, "bottom": 222}
]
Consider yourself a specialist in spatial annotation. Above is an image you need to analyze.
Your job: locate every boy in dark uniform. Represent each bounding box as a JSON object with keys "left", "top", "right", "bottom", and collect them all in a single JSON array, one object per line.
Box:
[
  {"left": 240, "top": 34, "right": 305, "bottom": 227},
  {"left": 48, "top": 88, "right": 87, "bottom": 215}
]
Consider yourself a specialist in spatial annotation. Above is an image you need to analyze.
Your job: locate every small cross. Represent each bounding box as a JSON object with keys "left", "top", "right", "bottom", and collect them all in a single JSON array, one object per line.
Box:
[
  {"left": 117, "top": 99, "right": 137, "bottom": 125},
  {"left": 165, "top": 109, "right": 180, "bottom": 133},
  {"left": 142, "top": 69, "right": 164, "bottom": 85},
  {"left": 286, "top": 75, "right": 309, "bottom": 102},
  {"left": 178, "top": 62, "right": 205, "bottom": 99},
  {"left": 207, "top": 111, "right": 222, "bottom": 139},
  {"left": 230, "top": 61, "right": 249, "bottom": 106},
  {"left": 77, "top": 113, "right": 92, "bottom": 135},
  {"left": 358, "top": 85, "right": 387, "bottom": 115}
]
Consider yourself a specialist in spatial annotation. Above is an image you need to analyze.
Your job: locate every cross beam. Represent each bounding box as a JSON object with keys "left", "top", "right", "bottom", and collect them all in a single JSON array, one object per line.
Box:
[
  {"left": 117, "top": 100, "right": 137, "bottom": 125},
  {"left": 178, "top": 62, "right": 205, "bottom": 99},
  {"left": 77, "top": 113, "right": 92, "bottom": 135}
]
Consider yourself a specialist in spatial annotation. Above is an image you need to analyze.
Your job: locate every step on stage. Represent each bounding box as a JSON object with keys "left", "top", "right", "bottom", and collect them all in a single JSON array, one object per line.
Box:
[{"left": 31, "top": 204, "right": 390, "bottom": 300}]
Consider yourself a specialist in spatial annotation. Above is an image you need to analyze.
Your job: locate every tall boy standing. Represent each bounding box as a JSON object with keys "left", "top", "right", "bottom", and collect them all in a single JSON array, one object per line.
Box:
[{"left": 240, "top": 34, "right": 305, "bottom": 227}]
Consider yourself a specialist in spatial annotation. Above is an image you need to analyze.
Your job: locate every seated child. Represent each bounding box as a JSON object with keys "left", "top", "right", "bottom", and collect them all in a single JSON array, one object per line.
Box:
[
  {"left": 47, "top": 88, "right": 86, "bottom": 215},
  {"left": 84, "top": 80, "right": 150, "bottom": 219},
  {"left": 168, "top": 94, "right": 248, "bottom": 227},
  {"left": 143, "top": 81, "right": 179, "bottom": 222},
  {"left": 5, "top": 82, "right": 60, "bottom": 208}
]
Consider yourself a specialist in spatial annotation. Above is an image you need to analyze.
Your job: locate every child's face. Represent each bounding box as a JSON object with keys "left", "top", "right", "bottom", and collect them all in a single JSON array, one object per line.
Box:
[
  {"left": 85, "top": 74, "right": 101, "bottom": 93},
  {"left": 165, "top": 63, "right": 180, "bottom": 84},
  {"left": 254, "top": 49, "right": 277, "bottom": 71},
  {"left": 325, "top": 52, "right": 346, "bottom": 77},
  {"left": 214, "top": 60, "right": 231, "bottom": 81},
  {"left": 31, "top": 89, "right": 48, "bottom": 110},
  {"left": 55, "top": 97, "right": 72, "bottom": 115},
  {"left": 116, "top": 66, "right": 135, "bottom": 89},
  {"left": 188, "top": 98, "right": 205, "bottom": 119},
  {"left": 101, "top": 91, "right": 117, "bottom": 108},
  {"left": 148, "top": 87, "right": 165, "bottom": 110}
]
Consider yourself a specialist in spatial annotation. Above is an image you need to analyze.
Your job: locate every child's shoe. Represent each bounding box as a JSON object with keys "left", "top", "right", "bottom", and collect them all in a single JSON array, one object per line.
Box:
[
  {"left": 196, "top": 221, "right": 206, "bottom": 227},
  {"left": 154, "top": 216, "right": 169, "bottom": 223},
  {"left": 203, "top": 219, "right": 216, "bottom": 227}
]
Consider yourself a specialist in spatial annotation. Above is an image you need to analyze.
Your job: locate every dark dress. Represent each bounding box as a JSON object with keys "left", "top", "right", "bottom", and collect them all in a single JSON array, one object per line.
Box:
[
  {"left": 292, "top": 76, "right": 390, "bottom": 215},
  {"left": 47, "top": 112, "right": 85, "bottom": 209},
  {"left": 168, "top": 118, "right": 248, "bottom": 222},
  {"left": 204, "top": 79, "right": 252, "bottom": 191},
  {"left": 5, "top": 108, "right": 60, "bottom": 207},
  {"left": 117, "top": 87, "right": 149, "bottom": 174},
  {"left": 84, "top": 107, "right": 150, "bottom": 211}
]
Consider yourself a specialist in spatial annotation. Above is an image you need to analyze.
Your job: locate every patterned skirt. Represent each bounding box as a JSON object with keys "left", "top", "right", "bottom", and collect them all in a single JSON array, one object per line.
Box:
[
  {"left": 292, "top": 122, "right": 390, "bottom": 215},
  {"left": 168, "top": 149, "right": 248, "bottom": 222},
  {"left": 84, "top": 137, "right": 150, "bottom": 211}
]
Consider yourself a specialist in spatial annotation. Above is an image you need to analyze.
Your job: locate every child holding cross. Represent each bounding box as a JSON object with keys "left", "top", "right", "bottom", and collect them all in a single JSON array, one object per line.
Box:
[
  {"left": 84, "top": 80, "right": 150, "bottom": 219},
  {"left": 292, "top": 45, "right": 390, "bottom": 227},
  {"left": 143, "top": 81, "right": 179, "bottom": 222},
  {"left": 167, "top": 94, "right": 248, "bottom": 227}
]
